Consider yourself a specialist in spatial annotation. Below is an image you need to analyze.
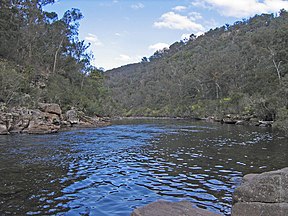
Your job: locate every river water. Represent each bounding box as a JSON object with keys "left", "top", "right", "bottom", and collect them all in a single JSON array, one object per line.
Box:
[{"left": 0, "top": 119, "right": 287, "bottom": 215}]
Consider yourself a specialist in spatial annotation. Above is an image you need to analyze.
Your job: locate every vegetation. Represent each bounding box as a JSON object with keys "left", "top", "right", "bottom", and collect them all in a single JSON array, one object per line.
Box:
[
  {"left": 1, "top": 1, "right": 287, "bottom": 132},
  {"left": 105, "top": 10, "right": 288, "bottom": 132},
  {"left": 0, "top": 0, "right": 106, "bottom": 115}
]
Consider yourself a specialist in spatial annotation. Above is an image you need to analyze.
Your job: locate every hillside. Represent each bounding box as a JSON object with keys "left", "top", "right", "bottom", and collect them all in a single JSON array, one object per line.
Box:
[
  {"left": 105, "top": 10, "right": 288, "bottom": 132},
  {"left": 0, "top": 0, "right": 106, "bottom": 116}
]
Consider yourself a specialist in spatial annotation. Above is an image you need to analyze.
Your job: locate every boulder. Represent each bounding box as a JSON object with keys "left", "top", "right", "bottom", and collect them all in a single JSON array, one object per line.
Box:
[
  {"left": 131, "top": 200, "right": 220, "bottom": 216},
  {"left": 232, "top": 167, "right": 288, "bottom": 216},
  {"left": 38, "top": 103, "right": 62, "bottom": 116},
  {"left": 65, "top": 109, "right": 79, "bottom": 125}
]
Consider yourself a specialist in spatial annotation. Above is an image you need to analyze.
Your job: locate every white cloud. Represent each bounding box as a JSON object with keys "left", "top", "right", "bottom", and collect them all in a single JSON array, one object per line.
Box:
[
  {"left": 192, "top": 0, "right": 288, "bottom": 18},
  {"left": 189, "top": 12, "right": 203, "bottom": 21},
  {"left": 154, "top": 12, "right": 205, "bottom": 31},
  {"left": 191, "top": 0, "right": 212, "bottom": 9},
  {"left": 149, "top": 43, "right": 169, "bottom": 52},
  {"left": 172, "top": 6, "right": 187, "bottom": 11},
  {"left": 85, "top": 33, "right": 103, "bottom": 46},
  {"left": 116, "top": 54, "right": 132, "bottom": 61},
  {"left": 131, "top": 3, "right": 144, "bottom": 9}
]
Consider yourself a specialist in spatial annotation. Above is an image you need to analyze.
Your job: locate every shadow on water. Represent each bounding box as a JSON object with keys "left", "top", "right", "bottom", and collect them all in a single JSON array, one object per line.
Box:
[{"left": 0, "top": 119, "right": 287, "bottom": 215}]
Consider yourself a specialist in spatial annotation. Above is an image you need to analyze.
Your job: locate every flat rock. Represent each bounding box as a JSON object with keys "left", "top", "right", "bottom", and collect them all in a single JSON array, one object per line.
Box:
[{"left": 131, "top": 200, "right": 220, "bottom": 216}]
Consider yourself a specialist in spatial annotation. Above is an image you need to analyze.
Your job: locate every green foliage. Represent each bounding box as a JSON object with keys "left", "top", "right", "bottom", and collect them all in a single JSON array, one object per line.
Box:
[
  {"left": 274, "top": 107, "right": 288, "bottom": 135},
  {"left": 0, "top": 0, "right": 107, "bottom": 115},
  {"left": 0, "top": 60, "right": 30, "bottom": 106},
  {"left": 104, "top": 10, "right": 288, "bottom": 132}
]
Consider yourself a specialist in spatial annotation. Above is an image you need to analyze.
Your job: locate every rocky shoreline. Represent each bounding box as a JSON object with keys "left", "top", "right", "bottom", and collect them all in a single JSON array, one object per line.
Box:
[
  {"left": 114, "top": 114, "right": 274, "bottom": 127},
  {"left": 0, "top": 103, "right": 110, "bottom": 135},
  {"left": 202, "top": 114, "right": 274, "bottom": 127},
  {"left": 131, "top": 167, "right": 288, "bottom": 216}
]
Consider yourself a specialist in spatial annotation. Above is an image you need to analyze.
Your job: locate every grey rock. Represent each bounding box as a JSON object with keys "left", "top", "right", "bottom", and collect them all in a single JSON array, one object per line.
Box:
[
  {"left": 233, "top": 167, "right": 288, "bottom": 203},
  {"left": 65, "top": 109, "right": 79, "bottom": 125},
  {"left": 232, "top": 167, "right": 288, "bottom": 216},
  {"left": 232, "top": 202, "right": 288, "bottom": 216},
  {"left": 131, "top": 200, "right": 220, "bottom": 216}
]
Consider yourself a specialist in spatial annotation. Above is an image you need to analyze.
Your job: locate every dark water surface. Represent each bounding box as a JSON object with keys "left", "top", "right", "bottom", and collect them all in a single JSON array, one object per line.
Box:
[{"left": 0, "top": 119, "right": 287, "bottom": 215}]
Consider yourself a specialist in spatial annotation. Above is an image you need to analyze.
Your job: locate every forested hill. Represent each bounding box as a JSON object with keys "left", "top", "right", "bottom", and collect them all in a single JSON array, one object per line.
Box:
[
  {"left": 105, "top": 10, "right": 288, "bottom": 131},
  {"left": 0, "top": 0, "right": 105, "bottom": 115}
]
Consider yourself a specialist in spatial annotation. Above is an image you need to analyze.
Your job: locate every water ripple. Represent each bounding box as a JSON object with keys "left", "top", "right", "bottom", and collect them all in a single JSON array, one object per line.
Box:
[{"left": 0, "top": 120, "right": 287, "bottom": 216}]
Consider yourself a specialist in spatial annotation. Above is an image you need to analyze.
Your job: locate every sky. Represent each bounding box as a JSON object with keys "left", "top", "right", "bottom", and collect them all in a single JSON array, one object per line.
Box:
[{"left": 45, "top": 0, "right": 288, "bottom": 70}]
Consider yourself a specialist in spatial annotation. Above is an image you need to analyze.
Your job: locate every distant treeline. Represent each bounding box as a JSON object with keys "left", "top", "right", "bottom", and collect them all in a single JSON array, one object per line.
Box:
[
  {"left": 0, "top": 0, "right": 106, "bottom": 115},
  {"left": 105, "top": 10, "right": 288, "bottom": 132}
]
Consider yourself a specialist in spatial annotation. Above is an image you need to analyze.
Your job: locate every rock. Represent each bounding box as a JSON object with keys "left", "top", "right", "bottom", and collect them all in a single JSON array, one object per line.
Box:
[
  {"left": 205, "top": 116, "right": 216, "bottom": 122},
  {"left": 38, "top": 103, "right": 62, "bottom": 115},
  {"left": 235, "top": 120, "right": 245, "bottom": 125},
  {"left": 222, "top": 118, "right": 237, "bottom": 124},
  {"left": 131, "top": 200, "right": 220, "bottom": 216},
  {"left": 65, "top": 109, "right": 79, "bottom": 125},
  {"left": 64, "top": 109, "right": 109, "bottom": 128},
  {"left": 0, "top": 123, "right": 8, "bottom": 135},
  {"left": 22, "top": 110, "right": 60, "bottom": 134},
  {"left": 232, "top": 202, "right": 288, "bottom": 216},
  {"left": 0, "top": 112, "right": 9, "bottom": 134},
  {"left": 232, "top": 167, "right": 288, "bottom": 216},
  {"left": 0, "top": 104, "right": 109, "bottom": 135},
  {"left": 9, "top": 113, "right": 30, "bottom": 133}
]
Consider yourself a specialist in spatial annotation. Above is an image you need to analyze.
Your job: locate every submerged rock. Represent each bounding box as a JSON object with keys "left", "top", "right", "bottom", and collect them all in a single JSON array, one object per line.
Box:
[
  {"left": 131, "top": 200, "right": 220, "bottom": 216},
  {"left": 232, "top": 167, "right": 288, "bottom": 216}
]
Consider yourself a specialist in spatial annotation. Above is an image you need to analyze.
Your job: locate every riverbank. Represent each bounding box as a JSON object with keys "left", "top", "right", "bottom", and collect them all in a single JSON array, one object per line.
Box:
[
  {"left": 131, "top": 167, "right": 288, "bottom": 216},
  {"left": 113, "top": 114, "right": 277, "bottom": 130},
  {"left": 0, "top": 103, "right": 110, "bottom": 135}
]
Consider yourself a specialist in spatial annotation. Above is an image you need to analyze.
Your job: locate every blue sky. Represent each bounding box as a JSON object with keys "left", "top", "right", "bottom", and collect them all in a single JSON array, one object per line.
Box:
[{"left": 45, "top": 0, "right": 288, "bottom": 70}]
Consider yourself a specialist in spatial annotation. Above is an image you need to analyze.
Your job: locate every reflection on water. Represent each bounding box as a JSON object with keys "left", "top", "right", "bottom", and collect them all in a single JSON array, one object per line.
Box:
[{"left": 0, "top": 119, "right": 287, "bottom": 215}]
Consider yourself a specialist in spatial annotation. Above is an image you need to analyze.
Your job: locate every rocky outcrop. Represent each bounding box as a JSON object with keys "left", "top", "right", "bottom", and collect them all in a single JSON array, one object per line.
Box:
[
  {"left": 0, "top": 105, "right": 62, "bottom": 134},
  {"left": 131, "top": 200, "right": 220, "bottom": 216},
  {"left": 38, "top": 103, "right": 62, "bottom": 116},
  {"left": 0, "top": 104, "right": 109, "bottom": 135},
  {"left": 232, "top": 167, "right": 288, "bottom": 216},
  {"left": 62, "top": 108, "right": 108, "bottom": 128}
]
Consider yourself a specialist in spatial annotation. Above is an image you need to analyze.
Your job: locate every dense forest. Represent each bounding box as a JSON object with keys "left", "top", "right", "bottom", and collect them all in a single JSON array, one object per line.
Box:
[
  {"left": 105, "top": 10, "right": 288, "bottom": 133},
  {"left": 0, "top": 0, "right": 105, "bottom": 115}
]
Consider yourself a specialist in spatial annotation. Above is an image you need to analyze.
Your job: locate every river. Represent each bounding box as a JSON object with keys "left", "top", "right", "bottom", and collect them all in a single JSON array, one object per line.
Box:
[{"left": 0, "top": 119, "right": 287, "bottom": 215}]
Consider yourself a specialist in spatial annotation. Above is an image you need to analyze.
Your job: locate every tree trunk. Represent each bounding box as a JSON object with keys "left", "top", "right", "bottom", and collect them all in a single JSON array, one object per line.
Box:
[{"left": 52, "top": 37, "right": 64, "bottom": 74}]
